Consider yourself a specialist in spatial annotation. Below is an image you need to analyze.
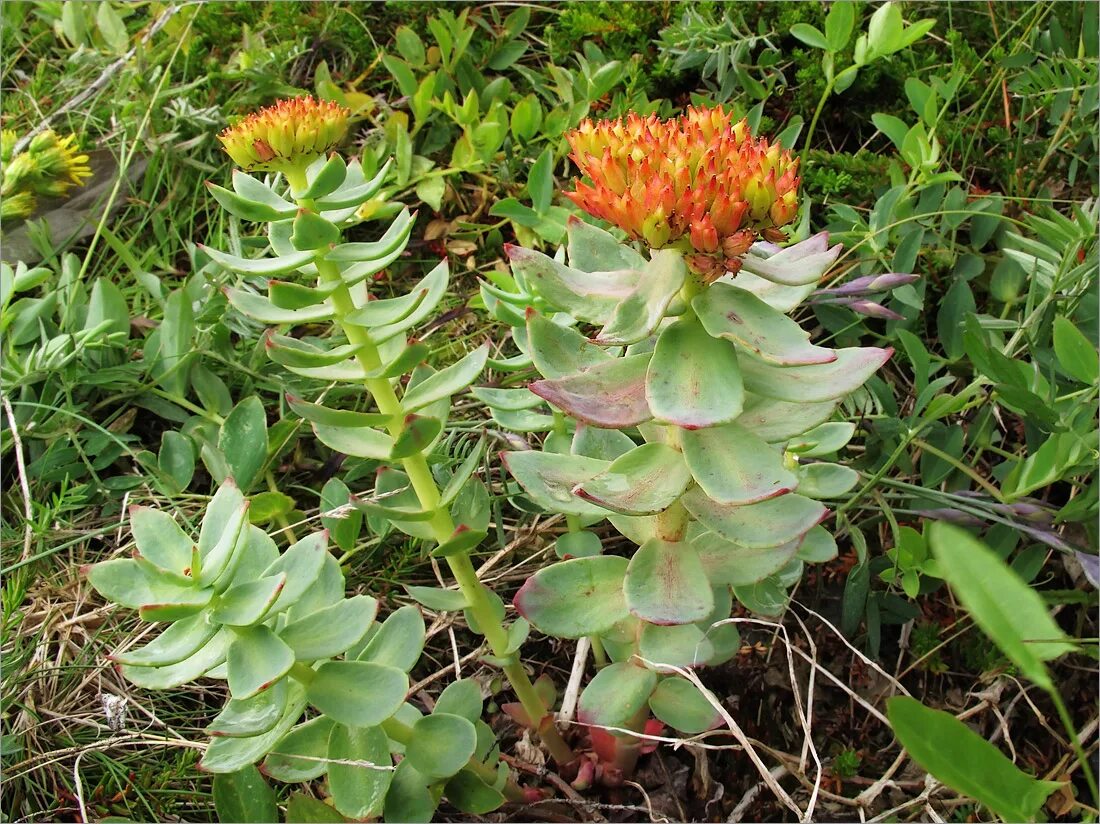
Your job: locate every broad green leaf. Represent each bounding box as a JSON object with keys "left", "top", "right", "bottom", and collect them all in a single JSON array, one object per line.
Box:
[
  {"left": 111, "top": 612, "right": 219, "bottom": 667},
  {"left": 578, "top": 662, "right": 656, "bottom": 727},
  {"left": 595, "top": 250, "right": 687, "bottom": 345},
  {"left": 1052, "top": 316, "right": 1098, "bottom": 384},
  {"left": 740, "top": 347, "right": 893, "bottom": 402},
  {"left": 210, "top": 574, "right": 286, "bottom": 627},
  {"left": 328, "top": 724, "right": 393, "bottom": 820},
  {"left": 556, "top": 530, "right": 604, "bottom": 559},
  {"left": 225, "top": 287, "right": 333, "bottom": 324},
  {"left": 693, "top": 531, "right": 801, "bottom": 586},
  {"left": 683, "top": 489, "right": 827, "bottom": 548},
  {"left": 928, "top": 523, "right": 1075, "bottom": 692},
  {"left": 279, "top": 595, "right": 378, "bottom": 661},
  {"left": 219, "top": 396, "right": 268, "bottom": 492},
  {"left": 737, "top": 395, "right": 838, "bottom": 443},
  {"left": 312, "top": 423, "right": 394, "bottom": 460},
  {"left": 739, "top": 235, "right": 840, "bottom": 286},
  {"left": 887, "top": 696, "right": 1061, "bottom": 822},
  {"left": 435, "top": 679, "right": 483, "bottom": 723},
  {"left": 796, "top": 526, "right": 839, "bottom": 562},
  {"left": 401, "top": 345, "right": 489, "bottom": 411},
  {"left": 129, "top": 506, "right": 192, "bottom": 576},
  {"left": 355, "top": 605, "right": 426, "bottom": 672},
  {"left": 574, "top": 443, "right": 691, "bottom": 515},
  {"left": 470, "top": 386, "right": 544, "bottom": 411},
  {"left": 213, "top": 766, "right": 277, "bottom": 824},
  {"left": 406, "top": 713, "right": 477, "bottom": 778},
  {"left": 86, "top": 558, "right": 196, "bottom": 611},
  {"left": 286, "top": 794, "right": 347, "bottom": 823},
  {"left": 514, "top": 556, "right": 629, "bottom": 638},
  {"left": 530, "top": 353, "right": 653, "bottom": 428},
  {"left": 208, "top": 678, "right": 288, "bottom": 738},
  {"left": 158, "top": 431, "right": 195, "bottom": 492},
  {"left": 291, "top": 210, "right": 341, "bottom": 250},
  {"left": 227, "top": 625, "right": 294, "bottom": 699},
  {"left": 525, "top": 309, "right": 612, "bottom": 378},
  {"left": 385, "top": 760, "right": 436, "bottom": 823},
  {"left": 262, "top": 532, "right": 328, "bottom": 613},
  {"left": 638, "top": 622, "right": 714, "bottom": 668},
  {"left": 199, "top": 682, "right": 308, "bottom": 773},
  {"left": 797, "top": 463, "right": 858, "bottom": 498},
  {"left": 528, "top": 147, "right": 554, "bottom": 213},
  {"left": 121, "top": 629, "right": 231, "bottom": 689},
  {"left": 625, "top": 538, "right": 714, "bottom": 624},
  {"left": 681, "top": 423, "right": 796, "bottom": 505},
  {"left": 262, "top": 715, "right": 335, "bottom": 781},
  {"left": 693, "top": 282, "right": 837, "bottom": 365},
  {"left": 787, "top": 421, "right": 856, "bottom": 456},
  {"left": 646, "top": 317, "right": 744, "bottom": 428},
  {"left": 649, "top": 677, "right": 722, "bottom": 734},
  {"left": 503, "top": 450, "right": 610, "bottom": 517},
  {"left": 508, "top": 245, "right": 633, "bottom": 323},
  {"left": 824, "top": 0, "right": 856, "bottom": 51},
  {"left": 567, "top": 216, "right": 646, "bottom": 272},
  {"left": 790, "top": 22, "right": 829, "bottom": 50},
  {"left": 232, "top": 170, "right": 298, "bottom": 214},
  {"left": 247, "top": 491, "right": 294, "bottom": 524},
  {"left": 444, "top": 770, "right": 505, "bottom": 815},
  {"left": 307, "top": 662, "right": 409, "bottom": 727}
]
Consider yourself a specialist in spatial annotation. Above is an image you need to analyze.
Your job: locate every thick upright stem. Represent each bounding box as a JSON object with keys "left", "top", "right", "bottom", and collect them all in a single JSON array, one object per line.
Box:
[{"left": 288, "top": 192, "right": 574, "bottom": 763}]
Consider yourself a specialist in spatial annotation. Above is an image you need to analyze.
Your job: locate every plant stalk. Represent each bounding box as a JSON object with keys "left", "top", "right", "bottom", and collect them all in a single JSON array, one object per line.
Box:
[{"left": 284, "top": 178, "right": 574, "bottom": 764}]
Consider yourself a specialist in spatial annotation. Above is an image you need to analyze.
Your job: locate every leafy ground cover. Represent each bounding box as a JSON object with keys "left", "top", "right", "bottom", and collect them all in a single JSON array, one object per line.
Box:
[{"left": 1, "top": 2, "right": 1097, "bottom": 822}]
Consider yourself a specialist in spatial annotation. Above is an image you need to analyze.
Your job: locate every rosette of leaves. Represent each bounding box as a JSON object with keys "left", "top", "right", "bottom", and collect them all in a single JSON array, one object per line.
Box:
[
  {"left": 86, "top": 482, "right": 522, "bottom": 819},
  {"left": 482, "top": 217, "right": 897, "bottom": 772},
  {"left": 203, "top": 150, "right": 575, "bottom": 765}
]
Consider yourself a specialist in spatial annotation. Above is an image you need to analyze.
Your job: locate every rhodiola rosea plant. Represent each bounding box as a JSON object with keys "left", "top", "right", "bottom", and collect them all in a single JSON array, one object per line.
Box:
[
  {"left": 84, "top": 96, "right": 563, "bottom": 821},
  {"left": 484, "top": 107, "right": 905, "bottom": 780}
]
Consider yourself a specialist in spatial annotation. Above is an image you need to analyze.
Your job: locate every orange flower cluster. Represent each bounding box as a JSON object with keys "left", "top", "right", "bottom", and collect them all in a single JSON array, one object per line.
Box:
[
  {"left": 565, "top": 107, "right": 800, "bottom": 276},
  {"left": 218, "top": 96, "right": 349, "bottom": 172}
]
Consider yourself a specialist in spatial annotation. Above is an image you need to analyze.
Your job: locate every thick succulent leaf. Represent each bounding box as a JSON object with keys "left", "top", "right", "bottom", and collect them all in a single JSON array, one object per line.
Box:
[
  {"left": 203, "top": 245, "right": 316, "bottom": 276},
  {"left": 648, "top": 677, "right": 723, "bottom": 734},
  {"left": 198, "top": 482, "right": 246, "bottom": 555},
  {"left": 385, "top": 760, "right": 437, "bottom": 823},
  {"left": 200, "top": 682, "right": 308, "bottom": 773},
  {"left": 371, "top": 260, "right": 450, "bottom": 342},
  {"left": 572, "top": 424, "right": 637, "bottom": 461},
  {"left": 355, "top": 605, "right": 426, "bottom": 672},
  {"left": 286, "top": 395, "right": 392, "bottom": 429},
  {"left": 224, "top": 287, "right": 333, "bottom": 324},
  {"left": 694, "top": 282, "right": 837, "bottom": 365},
  {"left": 739, "top": 233, "right": 842, "bottom": 286},
  {"left": 389, "top": 415, "right": 443, "bottom": 459},
  {"left": 566, "top": 215, "right": 646, "bottom": 272},
  {"left": 210, "top": 573, "right": 286, "bottom": 627},
  {"left": 725, "top": 268, "right": 816, "bottom": 314},
  {"left": 227, "top": 625, "right": 294, "bottom": 699},
  {"left": 514, "top": 556, "right": 629, "bottom": 638},
  {"left": 326, "top": 208, "right": 415, "bottom": 262},
  {"left": 404, "top": 586, "right": 468, "bottom": 611},
  {"left": 406, "top": 714, "right": 477, "bottom": 779},
  {"left": 230, "top": 171, "right": 299, "bottom": 216},
  {"left": 261, "top": 715, "right": 334, "bottom": 781},
  {"left": 291, "top": 210, "right": 341, "bottom": 251},
  {"left": 435, "top": 679, "right": 484, "bottom": 723},
  {"left": 208, "top": 181, "right": 295, "bottom": 222},
  {"left": 625, "top": 538, "right": 714, "bottom": 625},
  {"left": 367, "top": 341, "right": 430, "bottom": 379},
  {"left": 278, "top": 595, "right": 378, "bottom": 661},
  {"left": 343, "top": 286, "right": 427, "bottom": 328},
  {"left": 733, "top": 575, "right": 792, "bottom": 617},
  {"left": 299, "top": 153, "right": 348, "bottom": 200},
  {"left": 796, "top": 526, "right": 839, "bottom": 562},
  {"left": 306, "top": 661, "right": 409, "bottom": 727},
  {"left": 740, "top": 347, "right": 894, "bottom": 403},
  {"left": 507, "top": 245, "right": 634, "bottom": 323},
  {"left": 573, "top": 442, "right": 691, "bottom": 515},
  {"left": 129, "top": 506, "right": 193, "bottom": 576},
  {"left": 314, "top": 158, "right": 391, "bottom": 209},
  {"left": 262, "top": 532, "right": 328, "bottom": 614},
  {"left": 470, "top": 386, "right": 543, "bottom": 411},
  {"left": 138, "top": 595, "right": 213, "bottom": 623},
  {"left": 737, "top": 394, "right": 838, "bottom": 442},
  {"left": 121, "top": 627, "right": 231, "bottom": 689},
  {"left": 530, "top": 353, "right": 653, "bottom": 428},
  {"left": 111, "top": 611, "right": 218, "bottom": 667},
  {"left": 646, "top": 318, "right": 743, "bottom": 429},
  {"left": 313, "top": 423, "right": 394, "bottom": 460},
  {"left": 502, "top": 450, "right": 610, "bottom": 517},
  {"left": 787, "top": 422, "right": 857, "bottom": 456},
  {"left": 264, "top": 333, "right": 364, "bottom": 369},
  {"left": 526, "top": 309, "right": 612, "bottom": 378},
  {"left": 578, "top": 662, "right": 657, "bottom": 728},
  {"left": 283, "top": 358, "right": 370, "bottom": 382},
  {"left": 338, "top": 243, "right": 413, "bottom": 291},
  {"left": 86, "top": 558, "right": 195, "bottom": 611},
  {"left": 797, "top": 463, "right": 859, "bottom": 498},
  {"left": 681, "top": 423, "right": 797, "bottom": 505},
  {"left": 638, "top": 623, "right": 714, "bottom": 668},
  {"left": 401, "top": 345, "right": 488, "bottom": 411},
  {"left": 595, "top": 250, "right": 687, "bottom": 345},
  {"left": 284, "top": 553, "right": 345, "bottom": 624},
  {"left": 267, "top": 279, "right": 336, "bottom": 310},
  {"left": 195, "top": 501, "right": 249, "bottom": 590},
  {"left": 444, "top": 770, "right": 506, "bottom": 815},
  {"left": 208, "top": 678, "right": 289, "bottom": 738},
  {"left": 683, "top": 489, "right": 828, "bottom": 549},
  {"left": 692, "top": 530, "right": 801, "bottom": 586}
]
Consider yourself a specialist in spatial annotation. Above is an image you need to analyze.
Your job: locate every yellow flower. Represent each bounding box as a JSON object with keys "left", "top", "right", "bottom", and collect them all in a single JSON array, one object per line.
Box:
[
  {"left": 30, "top": 131, "right": 92, "bottom": 190},
  {"left": 1, "top": 191, "right": 36, "bottom": 221},
  {"left": 218, "top": 96, "right": 350, "bottom": 172},
  {"left": 565, "top": 107, "right": 800, "bottom": 276}
]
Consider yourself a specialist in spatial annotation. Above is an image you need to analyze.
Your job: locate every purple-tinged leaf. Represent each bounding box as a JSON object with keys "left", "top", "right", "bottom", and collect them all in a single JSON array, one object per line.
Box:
[
  {"left": 595, "top": 250, "right": 687, "bottom": 345},
  {"left": 681, "top": 422, "right": 797, "bottom": 505},
  {"left": 526, "top": 309, "right": 611, "bottom": 378},
  {"left": 683, "top": 489, "right": 828, "bottom": 548},
  {"left": 645, "top": 317, "right": 743, "bottom": 428},
  {"left": 624, "top": 538, "right": 714, "bottom": 625},
  {"left": 740, "top": 347, "right": 894, "bottom": 403},
  {"left": 574, "top": 443, "right": 691, "bottom": 516},
  {"left": 530, "top": 353, "right": 653, "bottom": 428},
  {"left": 816, "top": 272, "right": 919, "bottom": 296},
  {"left": 740, "top": 233, "right": 842, "bottom": 286},
  {"left": 514, "top": 556, "right": 629, "bottom": 638},
  {"left": 507, "top": 245, "right": 634, "bottom": 323},
  {"left": 502, "top": 450, "right": 610, "bottom": 517}
]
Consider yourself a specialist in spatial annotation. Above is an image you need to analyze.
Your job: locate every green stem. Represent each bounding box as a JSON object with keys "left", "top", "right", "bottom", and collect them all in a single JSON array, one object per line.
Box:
[
  {"left": 266, "top": 470, "right": 300, "bottom": 544},
  {"left": 802, "top": 75, "right": 836, "bottom": 164},
  {"left": 589, "top": 634, "right": 609, "bottom": 668},
  {"left": 910, "top": 437, "right": 1006, "bottom": 503},
  {"left": 1049, "top": 687, "right": 1100, "bottom": 807},
  {"left": 297, "top": 214, "right": 574, "bottom": 764}
]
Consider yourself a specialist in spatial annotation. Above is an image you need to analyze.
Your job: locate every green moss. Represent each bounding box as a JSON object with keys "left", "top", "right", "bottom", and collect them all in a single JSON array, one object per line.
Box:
[
  {"left": 546, "top": 2, "right": 672, "bottom": 64},
  {"left": 802, "top": 149, "right": 891, "bottom": 206}
]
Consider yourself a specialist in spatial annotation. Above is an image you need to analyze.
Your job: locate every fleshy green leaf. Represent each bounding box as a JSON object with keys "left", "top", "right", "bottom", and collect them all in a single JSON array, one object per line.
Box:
[
  {"left": 213, "top": 765, "right": 278, "bottom": 824},
  {"left": 797, "top": 463, "right": 859, "bottom": 498},
  {"left": 405, "top": 713, "right": 477, "bottom": 778},
  {"left": 530, "top": 353, "right": 653, "bottom": 428},
  {"left": 219, "top": 396, "right": 269, "bottom": 492},
  {"left": 111, "top": 611, "right": 218, "bottom": 667},
  {"left": 356, "top": 605, "right": 426, "bottom": 672},
  {"left": 307, "top": 662, "right": 408, "bottom": 727},
  {"left": 503, "top": 450, "right": 610, "bottom": 517},
  {"left": 211, "top": 574, "right": 286, "bottom": 627},
  {"left": 525, "top": 309, "right": 612, "bottom": 378},
  {"left": 693, "top": 531, "right": 800, "bottom": 586},
  {"left": 203, "top": 245, "right": 317, "bottom": 276},
  {"left": 121, "top": 628, "right": 231, "bottom": 689},
  {"left": 693, "top": 282, "right": 837, "bottom": 365},
  {"left": 737, "top": 394, "right": 838, "bottom": 442},
  {"left": 684, "top": 489, "right": 827, "bottom": 548},
  {"left": 261, "top": 715, "right": 335, "bottom": 781},
  {"left": 740, "top": 347, "right": 893, "bottom": 402},
  {"left": 645, "top": 317, "right": 743, "bottom": 428},
  {"left": 199, "top": 682, "right": 308, "bottom": 773},
  {"left": 384, "top": 760, "right": 436, "bottom": 823},
  {"left": 681, "top": 422, "right": 797, "bottom": 505},
  {"left": 595, "top": 250, "right": 687, "bottom": 345},
  {"left": 286, "top": 394, "right": 392, "bottom": 429},
  {"left": 224, "top": 287, "right": 334, "bottom": 324},
  {"left": 401, "top": 345, "right": 489, "bottom": 411},
  {"left": 279, "top": 595, "right": 378, "bottom": 661},
  {"left": 313, "top": 423, "right": 394, "bottom": 459},
  {"left": 649, "top": 677, "right": 722, "bottom": 734},
  {"left": 578, "top": 661, "right": 656, "bottom": 727},
  {"left": 566, "top": 215, "right": 646, "bottom": 272},
  {"left": 573, "top": 442, "right": 691, "bottom": 515},
  {"left": 1052, "top": 315, "right": 1099, "bottom": 384},
  {"left": 207, "top": 181, "right": 295, "bottom": 222},
  {"left": 227, "top": 625, "right": 294, "bottom": 699},
  {"left": 507, "top": 245, "right": 634, "bottom": 323},
  {"left": 208, "top": 678, "right": 289, "bottom": 739},
  {"left": 625, "top": 538, "right": 714, "bottom": 625},
  {"left": 327, "top": 724, "right": 393, "bottom": 820},
  {"left": 514, "top": 556, "right": 629, "bottom": 638},
  {"left": 299, "top": 154, "right": 348, "bottom": 200}
]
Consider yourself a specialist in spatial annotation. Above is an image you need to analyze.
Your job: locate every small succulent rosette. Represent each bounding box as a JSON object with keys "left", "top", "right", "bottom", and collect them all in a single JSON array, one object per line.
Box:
[{"left": 479, "top": 108, "right": 903, "bottom": 753}]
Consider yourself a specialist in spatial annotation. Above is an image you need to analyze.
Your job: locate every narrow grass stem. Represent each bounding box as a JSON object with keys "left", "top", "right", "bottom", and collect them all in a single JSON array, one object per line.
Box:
[
  {"left": 1049, "top": 687, "right": 1100, "bottom": 807},
  {"left": 304, "top": 234, "right": 575, "bottom": 765},
  {"left": 909, "top": 437, "right": 1005, "bottom": 503},
  {"left": 801, "top": 76, "right": 836, "bottom": 163}
]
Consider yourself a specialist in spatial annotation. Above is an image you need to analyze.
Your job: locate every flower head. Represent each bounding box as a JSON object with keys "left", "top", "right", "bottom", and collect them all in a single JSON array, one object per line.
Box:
[
  {"left": 29, "top": 131, "right": 92, "bottom": 189},
  {"left": 218, "top": 96, "right": 349, "bottom": 172},
  {"left": 565, "top": 107, "right": 800, "bottom": 275}
]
